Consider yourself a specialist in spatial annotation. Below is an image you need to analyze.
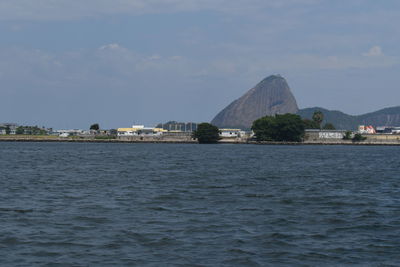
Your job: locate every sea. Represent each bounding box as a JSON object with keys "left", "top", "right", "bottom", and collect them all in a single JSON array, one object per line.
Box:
[{"left": 0, "top": 142, "right": 399, "bottom": 266}]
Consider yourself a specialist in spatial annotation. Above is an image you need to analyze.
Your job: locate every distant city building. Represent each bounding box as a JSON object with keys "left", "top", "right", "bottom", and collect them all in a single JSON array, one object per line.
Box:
[
  {"left": 376, "top": 126, "right": 394, "bottom": 134},
  {"left": 305, "top": 129, "right": 347, "bottom": 140},
  {"left": 55, "top": 129, "right": 87, "bottom": 137},
  {"left": 358, "top": 125, "right": 376, "bottom": 134},
  {"left": 0, "top": 123, "right": 18, "bottom": 135},
  {"left": 219, "top": 129, "right": 244, "bottom": 138},
  {"left": 392, "top": 127, "right": 400, "bottom": 134},
  {"left": 117, "top": 125, "right": 167, "bottom": 137},
  {"left": 156, "top": 121, "right": 198, "bottom": 132}
]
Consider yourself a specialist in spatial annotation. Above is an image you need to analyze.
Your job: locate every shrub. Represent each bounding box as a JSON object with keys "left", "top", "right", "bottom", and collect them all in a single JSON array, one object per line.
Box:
[
  {"left": 352, "top": 133, "right": 367, "bottom": 142},
  {"left": 192, "top": 123, "right": 220, "bottom": 144}
]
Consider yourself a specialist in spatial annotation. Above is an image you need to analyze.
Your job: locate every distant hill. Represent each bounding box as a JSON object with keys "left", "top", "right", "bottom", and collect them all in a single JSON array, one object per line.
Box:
[
  {"left": 211, "top": 75, "right": 299, "bottom": 129},
  {"left": 298, "top": 106, "right": 400, "bottom": 130}
]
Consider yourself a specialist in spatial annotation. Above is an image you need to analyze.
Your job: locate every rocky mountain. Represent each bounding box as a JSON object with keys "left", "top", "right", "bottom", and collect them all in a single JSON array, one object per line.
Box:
[
  {"left": 298, "top": 106, "right": 400, "bottom": 130},
  {"left": 211, "top": 75, "right": 299, "bottom": 129}
]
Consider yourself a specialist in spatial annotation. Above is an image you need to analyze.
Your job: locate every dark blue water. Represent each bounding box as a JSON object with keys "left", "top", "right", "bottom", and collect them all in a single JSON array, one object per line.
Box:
[{"left": 1, "top": 143, "right": 400, "bottom": 266}]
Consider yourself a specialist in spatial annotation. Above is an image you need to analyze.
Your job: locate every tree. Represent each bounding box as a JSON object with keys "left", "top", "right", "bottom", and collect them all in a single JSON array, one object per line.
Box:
[
  {"left": 323, "top": 123, "right": 336, "bottom": 130},
  {"left": 343, "top": 131, "right": 352, "bottom": 140},
  {"left": 5, "top": 126, "right": 11, "bottom": 135},
  {"left": 252, "top": 113, "right": 305, "bottom": 142},
  {"left": 192, "top": 123, "right": 220, "bottom": 144},
  {"left": 352, "top": 133, "right": 367, "bottom": 142},
  {"left": 16, "top": 127, "right": 24, "bottom": 135},
  {"left": 251, "top": 116, "right": 276, "bottom": 141},
  {"left": 303, "top": 119, "right": 320, "bottom": 129},
  {"left": 90, "top": 123, "right": 100, "bottom": 131},
  {"left": 312, "top": 111, "right": 324, "bottom": 129}
]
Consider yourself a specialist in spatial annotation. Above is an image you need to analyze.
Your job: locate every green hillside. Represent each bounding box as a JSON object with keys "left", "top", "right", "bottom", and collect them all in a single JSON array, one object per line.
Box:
[{"left": 298, "top": 106, "right": 400, "bottom": 130}]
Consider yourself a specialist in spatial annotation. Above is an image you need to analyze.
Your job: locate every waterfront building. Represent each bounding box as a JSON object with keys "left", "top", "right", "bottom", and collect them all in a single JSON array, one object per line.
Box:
[
  {"left": 305, "top": 129, "right": 347, "bottom": 141},
  {"left": 358, "top": 125, "right": 376, "bottom": 134},
  {"left": 117, "top": 125, "right": 167, "bottom": 137},
  {"left": 376, "top": 126, "right": 394, "bottom": 134},
  {"left": 156, "top": 121, "right": 198, "bottom": 132},
  {"left": 219, "top": 129, "right": 244, "bottom": 138},
  {"left": 392, "top": 127, "right": 400, "bottom": 134},
  {"left": 0, "top": 123, "right": 18, "bottom": 135},
  {"left": 55, "top": 129, "right": 86, "bottom": 137}
]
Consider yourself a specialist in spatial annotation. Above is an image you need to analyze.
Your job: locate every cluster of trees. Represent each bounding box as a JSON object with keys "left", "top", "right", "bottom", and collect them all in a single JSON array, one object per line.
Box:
[
  {"left": 192, "top": 111, "right": 338, "bottom": 144},
  {"left": 16, "top": 126, "right": 48, "bottom": 135},
  {"left": 343, "top": 131, "right": 366, "bottom": 142},
  {"left": 303, "top": 111, "right": 335, "bottom": 130},
  {"left": 4, "top": 126, "right": 11, "bottom": 135},
  {"left": 90, "top": 123, "right": 100, "bottom": 131},
  {"left": 252, "top": 113, "right": 305, "bottom": 142},
  {"left": 252, "top": 111, "right": 337, "bottom": 142}
]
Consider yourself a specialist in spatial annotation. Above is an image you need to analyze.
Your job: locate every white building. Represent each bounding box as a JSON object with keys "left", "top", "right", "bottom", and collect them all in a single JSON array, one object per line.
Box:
[
  {"left": 392, "top": 127, "right": 400, "bottom": 134},
  {"left": 55, "top": 129, "right": 85, "bottom": 137},
  {"left": 305, "top": 129, "right": 347, "bottom": 140},
  {"left": 358, "top": 125, "right": 376, "bottom": 134},
  {"left": 219, "top": 129, "right": 244, "bottom": 138},
  {"left": 0, "top": 123, "right": 18, "bottom": 135},
  {"left": 117, "top": 125, "right": 167, "bottom": 137}
]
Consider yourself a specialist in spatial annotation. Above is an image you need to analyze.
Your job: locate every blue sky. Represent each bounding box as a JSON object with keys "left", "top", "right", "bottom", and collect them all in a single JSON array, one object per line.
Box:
[{"left": 1, "top": 0, "right": 399, "bottom": 129}]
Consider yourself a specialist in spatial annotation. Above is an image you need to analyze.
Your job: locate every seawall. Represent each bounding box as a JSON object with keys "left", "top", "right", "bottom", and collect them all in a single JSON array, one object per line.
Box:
[{"left": 1, "top": 135, "right": 400, "bottom": 145}]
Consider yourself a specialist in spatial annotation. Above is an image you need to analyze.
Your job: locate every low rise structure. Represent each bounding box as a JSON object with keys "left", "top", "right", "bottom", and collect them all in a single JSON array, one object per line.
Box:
[
  {"left": 0, "top": 123, "right": 18, "bottom": 135},
  {"left": 358, "top": 125, "right": 376, "bottom": 134},
  {"left": 117, "top": 125, "right": 167, "bottom": 137},
  {"left": 156, "top": 121, "right": 198, "bottom": 132},
  {"left": 305, "top": 129, "right": 347, "bottom": 141},
  {"left": 376, "top": 126, "right": 394, "bottom": 134},
  {"left": 55, "top": 129, "right": 87, "bottom": 137},
  {"left": 219, "top": 129, "right": 244, "bottom": 138}
]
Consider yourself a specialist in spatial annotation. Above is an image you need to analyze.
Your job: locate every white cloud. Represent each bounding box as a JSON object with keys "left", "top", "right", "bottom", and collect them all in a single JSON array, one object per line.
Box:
[
  {"left": 363, "top": 46, "right": 384, "bottom": 57},
  {"left": 99, "top": 43, "right": 123, "bottom": 51},
  {"left": 148, "top": 54, "right": 161, "bottom": 60}
]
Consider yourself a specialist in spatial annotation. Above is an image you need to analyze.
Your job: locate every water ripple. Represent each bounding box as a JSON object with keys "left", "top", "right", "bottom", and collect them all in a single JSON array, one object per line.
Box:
[{"left": 0, "top": 143, "right": 400, "bottom": 266}]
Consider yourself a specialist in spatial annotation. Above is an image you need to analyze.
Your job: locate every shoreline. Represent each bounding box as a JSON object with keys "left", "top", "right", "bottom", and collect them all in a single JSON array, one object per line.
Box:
[{"left": 1, "top": 136, "right": 400, "bottom": 146}]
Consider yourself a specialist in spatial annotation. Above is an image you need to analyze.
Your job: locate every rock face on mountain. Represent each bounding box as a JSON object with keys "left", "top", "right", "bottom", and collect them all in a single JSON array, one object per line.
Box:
[{"left": 211, "top": 75, "right": 299, "bottom": 129}]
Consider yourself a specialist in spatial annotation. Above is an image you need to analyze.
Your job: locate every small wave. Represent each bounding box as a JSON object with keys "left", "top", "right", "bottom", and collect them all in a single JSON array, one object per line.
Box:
[
  {"left": 244, "top": 193, "right": 274, "bottom": 198},
  {"left": 222, "top": 257, "right": 261, "bottom": 266},
  {"left": 0, "top": 208, "right": 34, "bottom": 213},
  {"left": 227, "top": 248, "right": 256, "bottom": 255},
  {"left": 0, "top": 237, "right": 20, "bottom": 245},
  {"left": 147, "top": 206, "right": 171, "bottom": 211},
  {"left": 31, "top": 251, "right": 62, "bottom": 257},
  {"left": 73, "top": 216, "right": 110, "bottom": 224}
]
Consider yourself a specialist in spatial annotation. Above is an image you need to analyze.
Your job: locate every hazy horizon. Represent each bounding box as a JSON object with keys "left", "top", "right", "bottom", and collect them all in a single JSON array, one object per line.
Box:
[{"left": 1, "top": 0, "right": 400, "bottom": 129}]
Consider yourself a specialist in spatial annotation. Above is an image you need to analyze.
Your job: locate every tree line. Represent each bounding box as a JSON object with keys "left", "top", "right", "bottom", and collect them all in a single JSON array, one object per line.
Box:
[{"left": 193, "top": 111, "right": 336, "bottom": 143}]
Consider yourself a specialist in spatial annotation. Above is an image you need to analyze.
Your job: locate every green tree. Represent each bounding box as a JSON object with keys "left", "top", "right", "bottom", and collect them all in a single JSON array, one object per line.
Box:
[
  {"left": 352, "top": 133, "right": 367, "bottom": 142},
  {"left": 343, "top": 131, "right": 352, "bottom": 140},
  {"left": 303, "top": 119, "right": 320, "bottom": 129},
  {"left": 16, "top": 127, "right": 24, "bottom": 135},
  {"left": 5, "top": 126, "right": 11, "bottom": 135},
  {"left": 312, "top": 111, "right": 324, "bottom": 129},
  {"left": 251, "top": 116, "right": 276, "bottom": 141},
  {"left": 90, "top": 123, "right": 100, "bottom": 131},
  {"left": 192, "top": 123, "right": 220, "bottom": 144},
  {"left": 323, "top": 123, "right": 336, "bottom": 130},
  {"left": 252, "top": 113, "right": 305, "bottom": 142}
]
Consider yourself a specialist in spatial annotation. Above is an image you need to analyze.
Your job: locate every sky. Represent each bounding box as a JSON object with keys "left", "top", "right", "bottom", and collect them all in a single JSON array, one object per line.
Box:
[{"left": 1, "top": 0, "right": 399, "bottom": 129}]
